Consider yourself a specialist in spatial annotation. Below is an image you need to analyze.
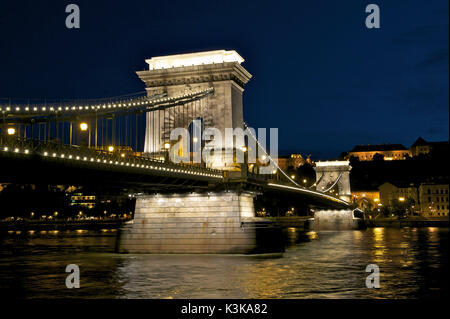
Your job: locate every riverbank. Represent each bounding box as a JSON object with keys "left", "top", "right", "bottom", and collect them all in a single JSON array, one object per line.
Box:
[
  {"left": 366, "top": 217, "right": 449, "bottom": 228},
  {"left": 0, "top": 219, "right": 128, "bottom": 231}
]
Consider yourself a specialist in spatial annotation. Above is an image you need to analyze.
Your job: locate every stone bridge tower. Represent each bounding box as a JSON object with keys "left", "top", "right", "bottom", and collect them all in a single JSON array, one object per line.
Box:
[
  {"left": 314, "top": 161, "right": 352, "bottom": 202},
  {"left": 136, "top": 50, "right": 252, "bottom": 168}
]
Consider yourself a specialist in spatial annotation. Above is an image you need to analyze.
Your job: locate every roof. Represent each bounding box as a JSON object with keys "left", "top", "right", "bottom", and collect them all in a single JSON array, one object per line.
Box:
[
  {"left": 411, "top": 137, "right": 428, "bottom": 147},
  {"left": 411, "top": 137, "right": 449, "bottom": 148},
  {"left": 379, "top": 181, "right": 417, "bottom": 189},
  {"left": 350, "top": 144, "right": 408, "bottom": 152}
]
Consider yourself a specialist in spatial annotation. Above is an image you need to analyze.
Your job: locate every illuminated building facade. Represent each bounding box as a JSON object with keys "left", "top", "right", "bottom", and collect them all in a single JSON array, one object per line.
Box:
[
  {"left": 70, "top": 193, "right": 96, "bottom": 209},
  {"left": 418, "top": 183, "right": 449, "bottom": 217},
  {"left": 348, "top": 144, "right": 411, "bottom": 161}
]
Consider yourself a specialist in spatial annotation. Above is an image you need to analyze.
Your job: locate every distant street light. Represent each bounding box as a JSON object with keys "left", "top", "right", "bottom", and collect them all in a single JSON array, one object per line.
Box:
[
  {"left": 164, "top": 142, "right": 170, "bottom": 149},
  {"left": 108, "top": 146, "right": 114, "bottom": 152},
  {"left": 399, "top": 197, "right": 405, "bottom": 202},
  {"left": 80, "top": 122, "right": 88, "bottom": 131},
  {"left": 291, "top": 175, "right": 296, "bottom": 180},
  {"left": 7, "top": 127, "right": 16, "bottom": 135},
  {"left": 303, "top": 179, "right": 307, "bottom": 183}
]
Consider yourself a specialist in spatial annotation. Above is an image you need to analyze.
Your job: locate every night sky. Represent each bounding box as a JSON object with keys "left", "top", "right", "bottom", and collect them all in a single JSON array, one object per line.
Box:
[{"left": 0, "top": 0, "right": 448, "bottom": 159}]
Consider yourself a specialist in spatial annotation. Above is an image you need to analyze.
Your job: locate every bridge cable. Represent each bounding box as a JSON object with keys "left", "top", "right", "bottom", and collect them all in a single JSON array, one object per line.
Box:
[{"left": 243, "top": 121, "right": 303, "bottom": 188}]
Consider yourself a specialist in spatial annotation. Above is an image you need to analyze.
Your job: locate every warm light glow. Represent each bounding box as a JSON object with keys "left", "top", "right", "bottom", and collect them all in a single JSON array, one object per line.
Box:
[
  {"left": 121, "top": 153, "right": 125, "bottom": 158},
  {"left": 316, "top": 160, "right": 349, "bottom": 167},
  {"left": 399, "top": 197, "right": 405, "bottom": 202},
  {"left": 108, "top": 146, "right": 114, "bottom": 152},
  {"left": 7, "top": 128, "right": 16, "bottom": 135},
  {"left": 146, "top": 50, "right": 244, "bottom": 70},
  {"left": 80, "top": 122, "right": 88, "bottom": 131},
  {"left": 290, "top": 175, "right": 295, "bottom": 179},
  {"left": 164, "top": 143, "right": 170, "bottom": 149},
  {"left": 241, "top": 146, "right": 247, "bottom": 152},
  {"left": 193, "top": 137, "right": 198, "bottom": 143},
  {"left": 303, "top": 179, "right": 307, "bottom": 183},
  {"left": 374, "top": 198, "right": 380, "bottom": 202},
  {"left": 384, "top": 157, "right": 393, "bottom": 161}
]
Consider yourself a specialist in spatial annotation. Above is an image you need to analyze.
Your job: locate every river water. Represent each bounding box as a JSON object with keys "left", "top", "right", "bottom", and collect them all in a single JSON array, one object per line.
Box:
[{"left": 0, "top": 227, "right": 447, "bottom": 299}]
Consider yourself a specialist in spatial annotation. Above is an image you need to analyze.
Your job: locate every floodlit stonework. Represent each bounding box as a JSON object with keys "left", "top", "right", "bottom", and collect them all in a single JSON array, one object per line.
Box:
[
  {"left": 137, "top": 50, "right": 252, "bottom": 170},
  {"left": 314, "top": 161, "right": 352, "bottom": 202},
  {"left": 118, "top": 191, "right": 282, "bottom": 254}
]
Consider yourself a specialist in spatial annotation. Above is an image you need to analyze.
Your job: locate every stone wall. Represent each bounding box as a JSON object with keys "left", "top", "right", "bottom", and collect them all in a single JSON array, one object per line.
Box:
[
  {"left": 118, "top": 191, "right": 270, "bottom": 254},
  {"left": 313, "top": 209, "right": 361, "bottom": 230}
]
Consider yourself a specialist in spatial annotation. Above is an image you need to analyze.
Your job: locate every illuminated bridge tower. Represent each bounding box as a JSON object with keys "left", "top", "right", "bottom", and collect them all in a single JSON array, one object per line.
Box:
[
  {"left": 312, "top": 161, "right": 361, "bottom": 230},
  {"left": 118, "top": 50, "right": 283, "bottom": 254},
  {"left": 137, "top": 50, "right": 252, "bottom": 169},
  {"left": 314, "top": 161, "right": 352, "bottom": 202}
]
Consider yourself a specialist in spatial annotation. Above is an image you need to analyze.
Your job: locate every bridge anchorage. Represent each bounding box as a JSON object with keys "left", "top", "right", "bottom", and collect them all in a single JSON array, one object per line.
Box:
[{"left": 1, "top": 49, "right": 362, "bottom": 255}]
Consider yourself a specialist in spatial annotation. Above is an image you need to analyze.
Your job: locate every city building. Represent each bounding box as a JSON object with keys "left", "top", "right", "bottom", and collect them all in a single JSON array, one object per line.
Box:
[
  {"left": 277, "top": 154, "right": 306, "bottom": 171},
  {"left": 348, "top": 144, "right": 411, "bottom": 161},
  {"left": 70, "top": 193, "right": 96, "bottom": 209},
  {"left": 351, "top": 190, "right": 380, "bottom": 210},
  {"left": 410, "top": 137, "right": 449, "bottom": 157},
  {"left": 418, "top": 183, "right": 449, "bottom": 217},
  {"left": 378, "top": 182, "right": 419, "bottom": 211}
]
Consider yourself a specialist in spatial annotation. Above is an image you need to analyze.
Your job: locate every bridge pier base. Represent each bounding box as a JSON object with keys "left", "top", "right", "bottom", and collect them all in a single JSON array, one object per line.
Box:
[
  {"left": 312, "top": 209, "right": 366, "bottom": 231},
  {"left": 117, "top": 191, "right": 284, "bottom": 254}
]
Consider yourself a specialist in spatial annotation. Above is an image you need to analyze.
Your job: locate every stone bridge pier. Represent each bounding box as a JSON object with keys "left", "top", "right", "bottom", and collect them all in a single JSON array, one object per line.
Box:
[
  {"left": 312, "top": 161, "right": 365, "bottom": 230},
  {"left": 117, "top": 191, "right": 284, "bottom": 254}
]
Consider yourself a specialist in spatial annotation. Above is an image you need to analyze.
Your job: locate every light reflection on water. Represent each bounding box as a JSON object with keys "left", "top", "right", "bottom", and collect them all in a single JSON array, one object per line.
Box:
[{"left": 0, "top": 227, "right": 447, "bottom": 299}]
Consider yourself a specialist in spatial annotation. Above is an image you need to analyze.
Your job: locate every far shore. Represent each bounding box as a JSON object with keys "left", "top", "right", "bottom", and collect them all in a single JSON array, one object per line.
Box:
[{"left": 0, "top": 219, "right": 129, "bottom": 231}]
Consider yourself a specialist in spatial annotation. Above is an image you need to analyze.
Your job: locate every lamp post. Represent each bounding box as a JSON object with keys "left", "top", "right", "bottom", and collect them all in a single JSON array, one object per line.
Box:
[
  {"left": 164, "top": 142, "right": 170, "bottom": 162},
  {"left": 79, "top": 122, "right": 89, "bottom": 147},
  {"left": 7, "top": 127, "right": 16, "bottom": 136}
]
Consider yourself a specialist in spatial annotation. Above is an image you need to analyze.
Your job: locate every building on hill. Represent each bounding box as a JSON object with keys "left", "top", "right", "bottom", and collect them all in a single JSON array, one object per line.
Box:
[
  {"left": 277, "top": 154, "right": 306, "bottom": 171},
  {"left": 410, "top": 137, "right": 449, "bottom": 157},
  {"left": 347, "top": 144, "right": 411, "bottom": 161}
]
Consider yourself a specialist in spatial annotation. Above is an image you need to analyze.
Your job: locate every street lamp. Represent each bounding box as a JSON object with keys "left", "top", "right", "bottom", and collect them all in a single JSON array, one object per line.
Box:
[
  {"left": 108, "top": 146, "right": 114, "bottom": 152},
  {"left": 80, "top": 122, "right": 88, "bottom": 131},
  {"left": 164, "top": 142, "right": 170, "bottom": 162},
  {"left": 7, "top": 127, "right": 16, "bottom": 135},
  {"left": 291, "top": 175, "right": 296, "bottom": 180},
  {"left": 399, "top": 197, "right": 405, "bottom": 202},
  {"left": 303, "top": 179, "right": 307, "bottom": 183}
]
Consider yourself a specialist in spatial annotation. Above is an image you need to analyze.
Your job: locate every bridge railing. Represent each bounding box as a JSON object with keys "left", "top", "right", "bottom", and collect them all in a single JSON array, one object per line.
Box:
[{"left": 0, "top": 136, "right": 224, "bottom": 179}]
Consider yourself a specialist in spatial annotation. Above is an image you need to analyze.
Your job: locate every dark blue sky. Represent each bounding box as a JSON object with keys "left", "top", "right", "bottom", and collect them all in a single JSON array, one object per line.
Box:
[{"left": 0, "top": 0, "right": 448, "bottom": 158}]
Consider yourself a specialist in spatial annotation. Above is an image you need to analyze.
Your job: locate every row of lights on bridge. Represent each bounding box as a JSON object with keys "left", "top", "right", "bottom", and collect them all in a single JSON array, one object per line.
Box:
[
  {"left": 2, "top": 126, "right": 223, "bottom": 179},
  {"left": 0, "top": 88, "right": 214, "bottom": 114},
  {"left": 1, "top": 145, "right": 223, "bottom": 178}
]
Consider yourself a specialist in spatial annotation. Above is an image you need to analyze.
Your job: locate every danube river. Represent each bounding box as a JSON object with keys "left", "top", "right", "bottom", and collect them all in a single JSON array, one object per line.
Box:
[{"left": 0, "top": 227, "right": 447, "bottom": 298}]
